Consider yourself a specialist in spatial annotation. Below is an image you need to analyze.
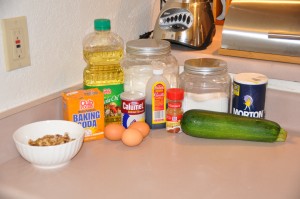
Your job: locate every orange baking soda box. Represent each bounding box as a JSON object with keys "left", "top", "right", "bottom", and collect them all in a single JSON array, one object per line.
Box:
[{"left": 62, "top": 88, "right": 105, "bottom": 142}]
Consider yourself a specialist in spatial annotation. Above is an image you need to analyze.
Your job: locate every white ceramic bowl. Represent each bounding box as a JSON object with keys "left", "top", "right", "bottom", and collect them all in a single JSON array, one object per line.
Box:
[{"left": 13, "top": 120, "right": 84, "bottom": 169}]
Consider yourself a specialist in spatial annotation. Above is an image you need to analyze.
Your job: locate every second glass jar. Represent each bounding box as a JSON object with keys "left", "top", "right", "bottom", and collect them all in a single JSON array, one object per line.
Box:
[{"left": 179, "top": 58, "right": 231, "bottom": 113}]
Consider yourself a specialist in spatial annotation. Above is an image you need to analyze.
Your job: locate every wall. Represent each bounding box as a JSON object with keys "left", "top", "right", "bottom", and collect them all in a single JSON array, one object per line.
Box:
[{"left": 0, "top": 0, "right": 159, "bottom": 113}]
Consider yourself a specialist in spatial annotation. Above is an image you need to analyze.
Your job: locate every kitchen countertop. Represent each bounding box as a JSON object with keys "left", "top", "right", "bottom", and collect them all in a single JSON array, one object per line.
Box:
[{"left": 1, "top": 128, "right": 300, "bottom": 199}]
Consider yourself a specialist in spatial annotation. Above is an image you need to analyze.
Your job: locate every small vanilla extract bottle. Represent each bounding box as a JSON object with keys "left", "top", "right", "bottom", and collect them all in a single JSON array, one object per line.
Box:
[
  {"left": 145, "top": 68, "right": 170, "bottom": 129},
  {"left": 166, "top": 88, "right": 184, "bottom": 133}
]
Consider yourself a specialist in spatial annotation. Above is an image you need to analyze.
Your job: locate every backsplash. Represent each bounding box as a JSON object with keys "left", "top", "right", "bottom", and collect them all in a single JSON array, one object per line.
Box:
[{"left": 0, "top": 0, "right": 159, "bottom": 113}]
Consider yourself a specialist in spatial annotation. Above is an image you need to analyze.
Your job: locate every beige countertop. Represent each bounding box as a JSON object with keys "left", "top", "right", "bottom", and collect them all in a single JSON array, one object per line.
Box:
[
  {"left": 1, "top": 128, "right": 300, "bottom": 199},
  {"left": 0, "top": 87, "right": 299, "bottom": 199}
]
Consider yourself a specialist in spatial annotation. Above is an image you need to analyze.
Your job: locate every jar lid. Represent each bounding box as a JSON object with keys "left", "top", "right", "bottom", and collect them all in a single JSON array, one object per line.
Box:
[
  {"left": 120, "top": 91, "right": 145, "bottom": 101},
  {"left": 184, "top": 58, "right": 227, "bottom": 75},
  {"left": 167, "top": 88, "right": 184, "bottom": 100},
  {"left": 126, "top": 39, "right": 170, "bottom": 56},
  {"left": 233, "top": 73, "right": 268, "bottom": 85}
]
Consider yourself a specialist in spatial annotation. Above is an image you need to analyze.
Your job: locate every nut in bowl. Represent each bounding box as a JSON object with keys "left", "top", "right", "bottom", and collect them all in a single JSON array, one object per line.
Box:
[{"left": 12, "top": 120, "right": 84, "bottom": 169}]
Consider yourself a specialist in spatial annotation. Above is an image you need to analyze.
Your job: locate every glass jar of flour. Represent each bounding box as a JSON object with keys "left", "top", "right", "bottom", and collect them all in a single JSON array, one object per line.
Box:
[
  {"left": 179, "top": 58, "right": 231, "bottom": 113},
  {"left": 121, "top": 39, "right": 179, "bottom": 94}
]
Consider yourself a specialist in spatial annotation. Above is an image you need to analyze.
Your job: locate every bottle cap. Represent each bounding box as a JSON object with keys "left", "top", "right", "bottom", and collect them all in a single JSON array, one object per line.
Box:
[
  {"left": 167, "top": 88, "right": 184, "bottom": 100},
  {"left": 153, "top": 68, "right": 163, "bottom": 75},
  {"left": 94, "top": 19, "right": 111, "bottom": 31}
]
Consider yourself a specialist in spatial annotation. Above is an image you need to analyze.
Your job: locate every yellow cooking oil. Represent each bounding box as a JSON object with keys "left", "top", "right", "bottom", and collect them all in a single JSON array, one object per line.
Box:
[{"left": 83, "top": 19, "right": 124, "bottom": 125}]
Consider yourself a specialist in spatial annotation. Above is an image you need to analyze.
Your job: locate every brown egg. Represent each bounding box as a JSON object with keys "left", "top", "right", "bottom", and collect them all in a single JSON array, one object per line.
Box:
[
  {"left": 121, "top": 128, "right": 143, "bottom": 147},
  {"left": 104, "top": 123, "right": 125, "bottom": 141},
  {"left": 128, "top": 121, "right": 150, "bottom": 138}
]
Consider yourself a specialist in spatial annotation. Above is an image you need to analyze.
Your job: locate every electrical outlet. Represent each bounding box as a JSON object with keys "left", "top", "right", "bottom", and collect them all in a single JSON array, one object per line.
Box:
[{"left": 1, "top": 16, "right": 31, "bottom": 71}]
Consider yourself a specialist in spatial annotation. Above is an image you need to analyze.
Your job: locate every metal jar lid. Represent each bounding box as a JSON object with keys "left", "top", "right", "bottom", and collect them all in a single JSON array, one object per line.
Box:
[
  {"left": 120, "top": 91, "right": 145, "bottom": 101},
  {"left": 184, "top": 58, "right": 228, "bottom": 75},
  {"left": 126, "top": 39, "right": 171, "bottom": 56},
  {"left": 233, "top": 73, "right": 268, "bottom": 85}
]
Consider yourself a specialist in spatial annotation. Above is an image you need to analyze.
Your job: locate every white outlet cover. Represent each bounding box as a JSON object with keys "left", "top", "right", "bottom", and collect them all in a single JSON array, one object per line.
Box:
[{"left": 1, "top": 16, "right": 31, "bottom": 71}]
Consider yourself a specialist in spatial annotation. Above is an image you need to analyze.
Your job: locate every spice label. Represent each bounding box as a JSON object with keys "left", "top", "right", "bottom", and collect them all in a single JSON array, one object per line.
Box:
[{"left": 151, "top": 82, "right": 167, "bottom": 124}]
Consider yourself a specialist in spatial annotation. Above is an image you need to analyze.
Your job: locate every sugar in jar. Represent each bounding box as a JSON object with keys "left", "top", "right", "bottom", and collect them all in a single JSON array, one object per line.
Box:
[{"left": 179, "top": 58, "right": 231, "bottom": 113}]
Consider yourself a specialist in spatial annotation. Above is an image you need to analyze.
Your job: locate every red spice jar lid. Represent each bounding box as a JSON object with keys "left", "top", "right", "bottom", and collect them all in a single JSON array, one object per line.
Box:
[{"left": 167, "top": 88, "right": 184, "bottom": 100}]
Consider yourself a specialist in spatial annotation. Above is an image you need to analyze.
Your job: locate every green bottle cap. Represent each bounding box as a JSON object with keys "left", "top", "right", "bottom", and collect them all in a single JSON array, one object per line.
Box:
[{"left": 94, "top": 19, "right": 111, "bottom": 31}]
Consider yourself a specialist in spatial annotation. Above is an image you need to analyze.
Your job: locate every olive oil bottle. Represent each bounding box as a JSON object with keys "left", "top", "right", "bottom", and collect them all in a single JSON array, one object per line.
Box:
[{"left": 83, "top": 19, "right": 124, "bottom": 125}]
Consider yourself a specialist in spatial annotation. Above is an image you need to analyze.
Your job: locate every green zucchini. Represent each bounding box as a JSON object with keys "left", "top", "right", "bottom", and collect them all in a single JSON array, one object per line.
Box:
[{"left": 181, "top": 109, "right": 287, "bottom": 142}]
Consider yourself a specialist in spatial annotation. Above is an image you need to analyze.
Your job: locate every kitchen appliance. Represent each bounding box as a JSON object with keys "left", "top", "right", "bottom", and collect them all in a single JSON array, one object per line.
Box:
[
  {"left": 153, "top": 0, "right": 216, "bottom": 49},
  {"left": 219, "top": 0, "right": 300, "bottom": 64}
]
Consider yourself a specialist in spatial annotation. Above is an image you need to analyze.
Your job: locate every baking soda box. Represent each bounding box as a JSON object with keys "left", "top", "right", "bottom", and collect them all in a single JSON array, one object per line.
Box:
[{"left": 62, "top": 88, "right": 104, "bottom": 142}]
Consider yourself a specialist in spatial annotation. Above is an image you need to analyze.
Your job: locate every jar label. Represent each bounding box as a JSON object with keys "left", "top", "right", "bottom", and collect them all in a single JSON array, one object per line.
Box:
[
  {"left": 166, "top": 114, "right": 182, "bottom": 121},
  {"left": 168, "top": 102, "right": 182, "bottom": 108},
  {"left": 84, "top": 84, "right": 124, "bottom": 124},
  {"left": 166, "top": 114, "right": 182, "bottom": 133},
  {"left": 151, "top": 82, "right": 167, "bottom": 124},
  {"left": 121, "top": 98, "right": 145, "bottom": 128}
]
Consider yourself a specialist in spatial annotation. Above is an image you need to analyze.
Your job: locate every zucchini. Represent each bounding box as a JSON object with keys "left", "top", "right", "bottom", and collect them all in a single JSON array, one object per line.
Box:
[{"left": 181, "top": 109, "right": 287, "bottom": 142}]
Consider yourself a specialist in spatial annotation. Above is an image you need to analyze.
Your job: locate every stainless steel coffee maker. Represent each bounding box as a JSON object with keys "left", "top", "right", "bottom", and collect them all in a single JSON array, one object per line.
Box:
[{"left": 153, "top": 0, "right": 215, "bottom": 49}]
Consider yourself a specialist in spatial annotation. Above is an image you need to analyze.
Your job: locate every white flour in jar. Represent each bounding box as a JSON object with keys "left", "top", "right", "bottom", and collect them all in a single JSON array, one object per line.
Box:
[
  {"left": 124, "top": 65, "right": 153, "bottom": 94},
  {"left": 182, "top": 92, "right": 229, "bottom": 113},
  {"left": 124, "top": 64, "right": 178, "bottom": 94}
]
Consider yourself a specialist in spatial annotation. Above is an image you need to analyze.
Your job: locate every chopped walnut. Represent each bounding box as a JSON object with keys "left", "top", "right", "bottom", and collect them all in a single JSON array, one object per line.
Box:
[{"left": 28, "top": 133, "right": 75, "bottom": 146}]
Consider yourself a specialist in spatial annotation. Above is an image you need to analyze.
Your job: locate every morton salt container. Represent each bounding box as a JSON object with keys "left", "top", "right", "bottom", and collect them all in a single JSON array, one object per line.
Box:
[
  {"left": 232, "top": 73, "right": 268, "bottom": 118},
  {"left": 179, "top": 58, "right": 231, "bottom": 113},
  {"left": 120, "top": 39, "right": 179, "bottom": 94}
]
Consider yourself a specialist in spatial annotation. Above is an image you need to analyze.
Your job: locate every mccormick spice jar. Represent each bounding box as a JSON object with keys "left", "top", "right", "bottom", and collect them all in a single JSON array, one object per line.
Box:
[
  {"left": 166, "top": 88, "right": 184, "bottom": 133},
  {"left": 179, "top": 58, "right": 231, "bottom": 113},
  {"left": 232, "top": 73, "right": 268, "bottom": 118}
]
